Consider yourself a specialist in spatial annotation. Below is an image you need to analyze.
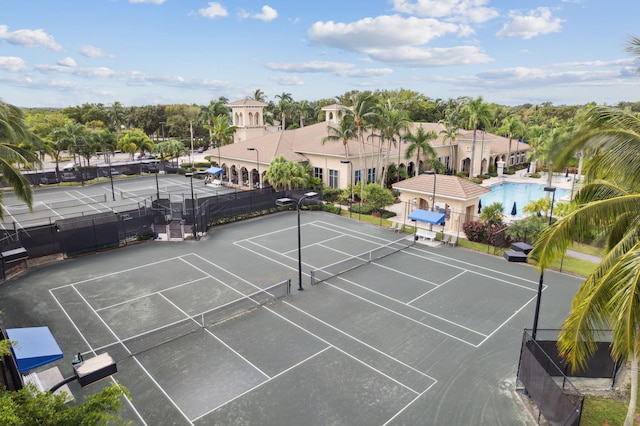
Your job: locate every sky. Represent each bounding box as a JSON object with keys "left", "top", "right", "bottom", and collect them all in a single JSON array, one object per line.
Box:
[{"left": 1, "top": 0, "right": 639, "bottom": 108}]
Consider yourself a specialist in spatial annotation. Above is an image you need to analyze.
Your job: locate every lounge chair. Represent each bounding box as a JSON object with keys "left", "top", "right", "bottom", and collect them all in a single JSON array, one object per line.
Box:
[
  {"left": 448, "top": 235, "right": 457, "bottom": 247},
  {"left": 441, "top": 234, "right": 451, "bottom": 245}
]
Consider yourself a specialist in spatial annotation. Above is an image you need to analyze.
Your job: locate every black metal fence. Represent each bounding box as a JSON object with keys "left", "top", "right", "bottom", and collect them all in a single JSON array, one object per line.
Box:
[
  {"left": 0, "top": 188, "right": 323, "bottom": 278},
  {"left": 516, "top": 330, "right": 584, "bottom": 425}
]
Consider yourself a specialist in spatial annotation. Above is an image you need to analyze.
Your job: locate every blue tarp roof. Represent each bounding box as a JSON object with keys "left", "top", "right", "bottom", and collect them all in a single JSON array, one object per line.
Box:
[
  {"left": 408, "top": 209, "right": 446, "bottom": 224},
  {"left": 205, "top": 167, "right": 223, "bottom": 175},
  {"left": 6, "top": 327, "right": 63, "bottom": 373}
]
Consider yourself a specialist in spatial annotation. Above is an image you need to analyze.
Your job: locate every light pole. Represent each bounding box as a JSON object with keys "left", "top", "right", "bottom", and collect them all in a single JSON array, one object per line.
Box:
[
  {"left": 276, "top": 192, "right": 318, "bottom": 291},
  {"left": 247, "top": 147, "right": 259, "bottom": 189},
  {"left": 424, "top": 170, "right": 437, "bottom": 211},
  {"left": 106, "top": 152, "right": 115, "bottom": 201},
  {"left": 189, "top": 168, "right": 199, "bottom": 241},
  {"left": 530, "top": 186, "right": 556, "bottom": 340},
  {"left": 340, "top": 160, "right": 353, "bottom": 218},
  {"left": 545, "top": 186, "right": 556, "bottom": 225}
]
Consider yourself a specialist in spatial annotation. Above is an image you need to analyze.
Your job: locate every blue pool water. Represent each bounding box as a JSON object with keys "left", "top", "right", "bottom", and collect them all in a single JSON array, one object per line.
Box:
[{"left": 479, "top": 182, "right": 570, "bottom": 216}]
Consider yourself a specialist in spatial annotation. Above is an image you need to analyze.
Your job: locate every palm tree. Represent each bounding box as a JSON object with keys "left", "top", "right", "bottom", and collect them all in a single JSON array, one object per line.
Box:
[
  {"left": 404, "top": 125, "right": 438, "bottom": 177},
  {"left": 322, "top": 115, "right": 357, "bottom": 158},
  {"left": 461, "top": 96, "right": 493, "bottom": 177},
  {"left": 377, "top": 100, "right": 410, "bottom": 185},
  {"left": 205, "top": 114, "right": 237, "bottom": 152},
  {"left": 275, "top": 92, "right": 293, "bottom": 130},
  {"left": 345, "top": 92, "right": 378, "bottom": 191},
  {"left": 498, "top": 116, "right": 525, "bottom": 171},
  {"left": 253, "top": 89, "right": 267, "bottom": 102},
  {"left": 52, "top": 121, "right": 87, "bottom": 166},
  {"left": 439, "top": 108, "right": 462, "bottom": 174},
  {"left": 531, "top": 105, "right": 640, "bottom": 426},
  {"left": 0, "top": 100, "right": 39, "bottom": 218}
]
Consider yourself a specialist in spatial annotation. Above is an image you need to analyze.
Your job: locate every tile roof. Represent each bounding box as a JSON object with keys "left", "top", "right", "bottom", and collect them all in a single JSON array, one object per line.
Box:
[{"left": 392, "top": 174, "right": 491, "bottom": 200}]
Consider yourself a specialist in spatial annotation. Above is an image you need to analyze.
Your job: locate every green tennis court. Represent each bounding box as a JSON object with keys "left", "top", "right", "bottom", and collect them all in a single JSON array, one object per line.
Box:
[{"left": 0, "top": 210, "right": 583, "bottom": 425}]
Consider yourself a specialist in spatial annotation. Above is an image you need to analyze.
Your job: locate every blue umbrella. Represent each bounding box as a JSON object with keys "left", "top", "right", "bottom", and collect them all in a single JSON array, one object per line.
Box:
[{"left": 511, "top": 202, "right": 517, "bottom": 216}]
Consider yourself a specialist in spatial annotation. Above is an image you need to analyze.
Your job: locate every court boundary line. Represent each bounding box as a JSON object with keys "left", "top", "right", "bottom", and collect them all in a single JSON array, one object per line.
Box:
[
  {"left": 158, "top": 292, "right": 271, "bottom": 380},
  {"left": 407, "top": 270, "right": 466, "bottom": 304},
  {"left": 410, "top": 244, "right": 540, "bottom": 285},
  {"left": 310, "top": 220, "right": 401, "bottom": 245},
  {"left": 334, "top": 273, "right": 486, "bottom": 339},
  {"left": 280, "top": 300, "right": 436, "bottom": 384},
  {"left": 192, "top": 347, "right": 333, "bottom": 422},
  {"left": 94, "top": 275, "right": 211, "bottom": 312},
  {"left": 328, "top": 279, "right": 482, "bottom": 346},
  {"left": 403, "top": 247, "right": 541, "bottom": 292},
  {"left": 48, "top": 285, "right": 176, "bottom": 425}
]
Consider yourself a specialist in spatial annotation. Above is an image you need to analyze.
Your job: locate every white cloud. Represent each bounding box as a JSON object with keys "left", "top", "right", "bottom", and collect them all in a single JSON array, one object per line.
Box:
[
  {"left": 57, "top": 57, "right": 76, "bottom": 67},
  {"left": 391, "top": 0, "right": 498, "bottom": 23},
  {"left": 199, "top": 2, "right": 228, "bottom": 19},
  {"left": 129, "top": 0, "right": 166, "bottom": 4},
  {"left": 0, "top": 25, "right": 63, "bottom": 51},
  {"left": 270, "top": 75, "right": 304, "bottom": 86},
  {"left": 80, "top": 45, "right": 112, "bottom": 58},
  {"left": 265, "top": 60, "right": 393, "bottom": 78},
  {"left": 369, "top": 45, "right": 492, "bottom": 66},
  {"left": 496, "top": 7, "right": 564, "bottom": 40},
  {"left": 309, "top": 15, "right": 459, "bottom": 51},
  {"left": 0, "top": 56, "right": 28, "bottom": 72},
  {"left": 253, "top": 5, "right": 278, "bottom": 22}
]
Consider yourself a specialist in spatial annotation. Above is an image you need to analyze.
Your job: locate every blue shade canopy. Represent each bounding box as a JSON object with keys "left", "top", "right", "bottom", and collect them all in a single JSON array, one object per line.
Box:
[
  {"left": 6, "top": 327, "right": 63, "bottom": 373},
  {"left": 205, "top": 167, "right": 223, "bottom": 175},
  {"left": 408, "top": 209, "right": 445, "bottom": 224}
]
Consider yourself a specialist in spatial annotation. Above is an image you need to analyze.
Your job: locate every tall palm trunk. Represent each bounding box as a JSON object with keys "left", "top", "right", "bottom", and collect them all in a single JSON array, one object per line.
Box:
[{"left": 624, "top": 350, "right": 638, "bottom": 426}]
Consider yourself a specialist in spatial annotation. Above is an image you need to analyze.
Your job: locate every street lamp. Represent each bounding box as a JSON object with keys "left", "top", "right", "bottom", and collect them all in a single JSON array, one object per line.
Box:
[
  {"left": 276, "top": 192, "right": 319, "bottom": 291},
  {"left": 527, "top": 186, "right": 557, "bottom": 340},
  {"left": 340, "top": 160, "right": 353, "bottom": 218},
  {"left": 544, "top": 186, "right": 556, "bottom": 225},
  {"left": 189, "top": 168, "right": 199, "bottom": 241},
  {"left": 247, "top": 147, "right": 259, "bottom": 189},
  {"left": 424, "top": 170, "right": 437, "bottom": 211},
  {"left": 106, "top": 151, "right": 115, "bottom": 201}
]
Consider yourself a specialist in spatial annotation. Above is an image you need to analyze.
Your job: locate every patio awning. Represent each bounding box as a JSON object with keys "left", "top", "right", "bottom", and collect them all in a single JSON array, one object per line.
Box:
[
  {"left": 408, "top": 209, "right": 445, "bottom": 224},
  {"left": 204, "top": 167, "right": 223, "bottom": 175},
  {"left": 6, "top": 327, "right": 64, "bottom": 373}
]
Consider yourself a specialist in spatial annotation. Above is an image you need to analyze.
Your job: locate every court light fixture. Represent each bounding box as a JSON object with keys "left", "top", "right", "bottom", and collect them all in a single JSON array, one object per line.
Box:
[
  {"left": 50, "top": 353, "right": 117, "bottom": 392},
  {"left": 275, "top": 192, "right": 318, "bottom": 291}
]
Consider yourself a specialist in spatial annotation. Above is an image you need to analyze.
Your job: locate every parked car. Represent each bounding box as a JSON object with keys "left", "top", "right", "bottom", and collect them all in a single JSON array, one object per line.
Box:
[{"left": 63, "top": 162, "right": 79, "bottom": 171}]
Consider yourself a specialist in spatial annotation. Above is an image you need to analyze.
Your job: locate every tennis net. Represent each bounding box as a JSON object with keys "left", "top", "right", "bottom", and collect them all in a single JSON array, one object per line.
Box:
[
  {"left": 310, "top": 236, "right": 415, "bottom": 285},
  {"left": 93, "top": 279, "right": 290, "bottom": 361}
]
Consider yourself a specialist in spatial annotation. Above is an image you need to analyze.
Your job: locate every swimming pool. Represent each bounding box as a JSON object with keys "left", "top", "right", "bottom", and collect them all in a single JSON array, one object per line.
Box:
[{"left": 479, "top": 182, "right": 570, "bottom": 216}]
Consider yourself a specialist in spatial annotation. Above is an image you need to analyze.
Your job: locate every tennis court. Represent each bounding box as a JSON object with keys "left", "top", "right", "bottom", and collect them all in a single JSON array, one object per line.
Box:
[
  {"left": 0, "top": 174, "right": 234, "bottom": 229},
  {"left": 0, "top": 210, "right": 583, "bottom": 425}
]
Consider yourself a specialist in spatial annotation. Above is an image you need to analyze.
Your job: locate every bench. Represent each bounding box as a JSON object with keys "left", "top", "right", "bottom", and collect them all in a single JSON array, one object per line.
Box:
[{"left": 416, "top": 229, "right": 436, "bottom": 242}]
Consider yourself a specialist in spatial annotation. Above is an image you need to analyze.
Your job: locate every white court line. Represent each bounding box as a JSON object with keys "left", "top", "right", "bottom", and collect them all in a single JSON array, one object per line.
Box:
[
  {"left": 328, "top": 279, "right": 482, "bottom": 346},
  {"left": 402, "top": 248, "right": 538, "bottom": 292},
  {"left": 281, "top": 300, "right": 436, "bottom": 386},
  {"left": 411, "top": 244, "right": 539, "bottom": 285},
  {"left": 0, "top": 204, "right": 23, "bottom": 229},
  {"left": 48, "top": 287, "right": 152, "bottom": 426},
  {"left": 237, "top": 238, "right": 316, "bottom": 272},
  {"left": 157, "top": 292, "right": 270, "bottom": 379},
  {"left": 50, "top": 254, "right": 188, "bottom": 291},
  {"left": 65, "top": 190, "right": 108, "bottom": 212},
  {"left": 334, "top": 273, "right": 486, "bottom": 338},
  {"left": 477, "top": 293, "right": 540, "bottom": 346},
  {"left": 131, "top": 356, "right": 192, "bottom": 425},
  {"left": 311, "top": 220, "right": 400, "bottom": 244},
  {"left": 382, "top": 383, "right": 436, "bottom": 426},
  {"left": 192, "top": 347, "right": 332, "bottom": 422},
  {"left": 95, "top": 275, "right": 211, "bottom": 312},
  {"left": 407, "top": 270, "right": 466, "bottom": 304}
]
